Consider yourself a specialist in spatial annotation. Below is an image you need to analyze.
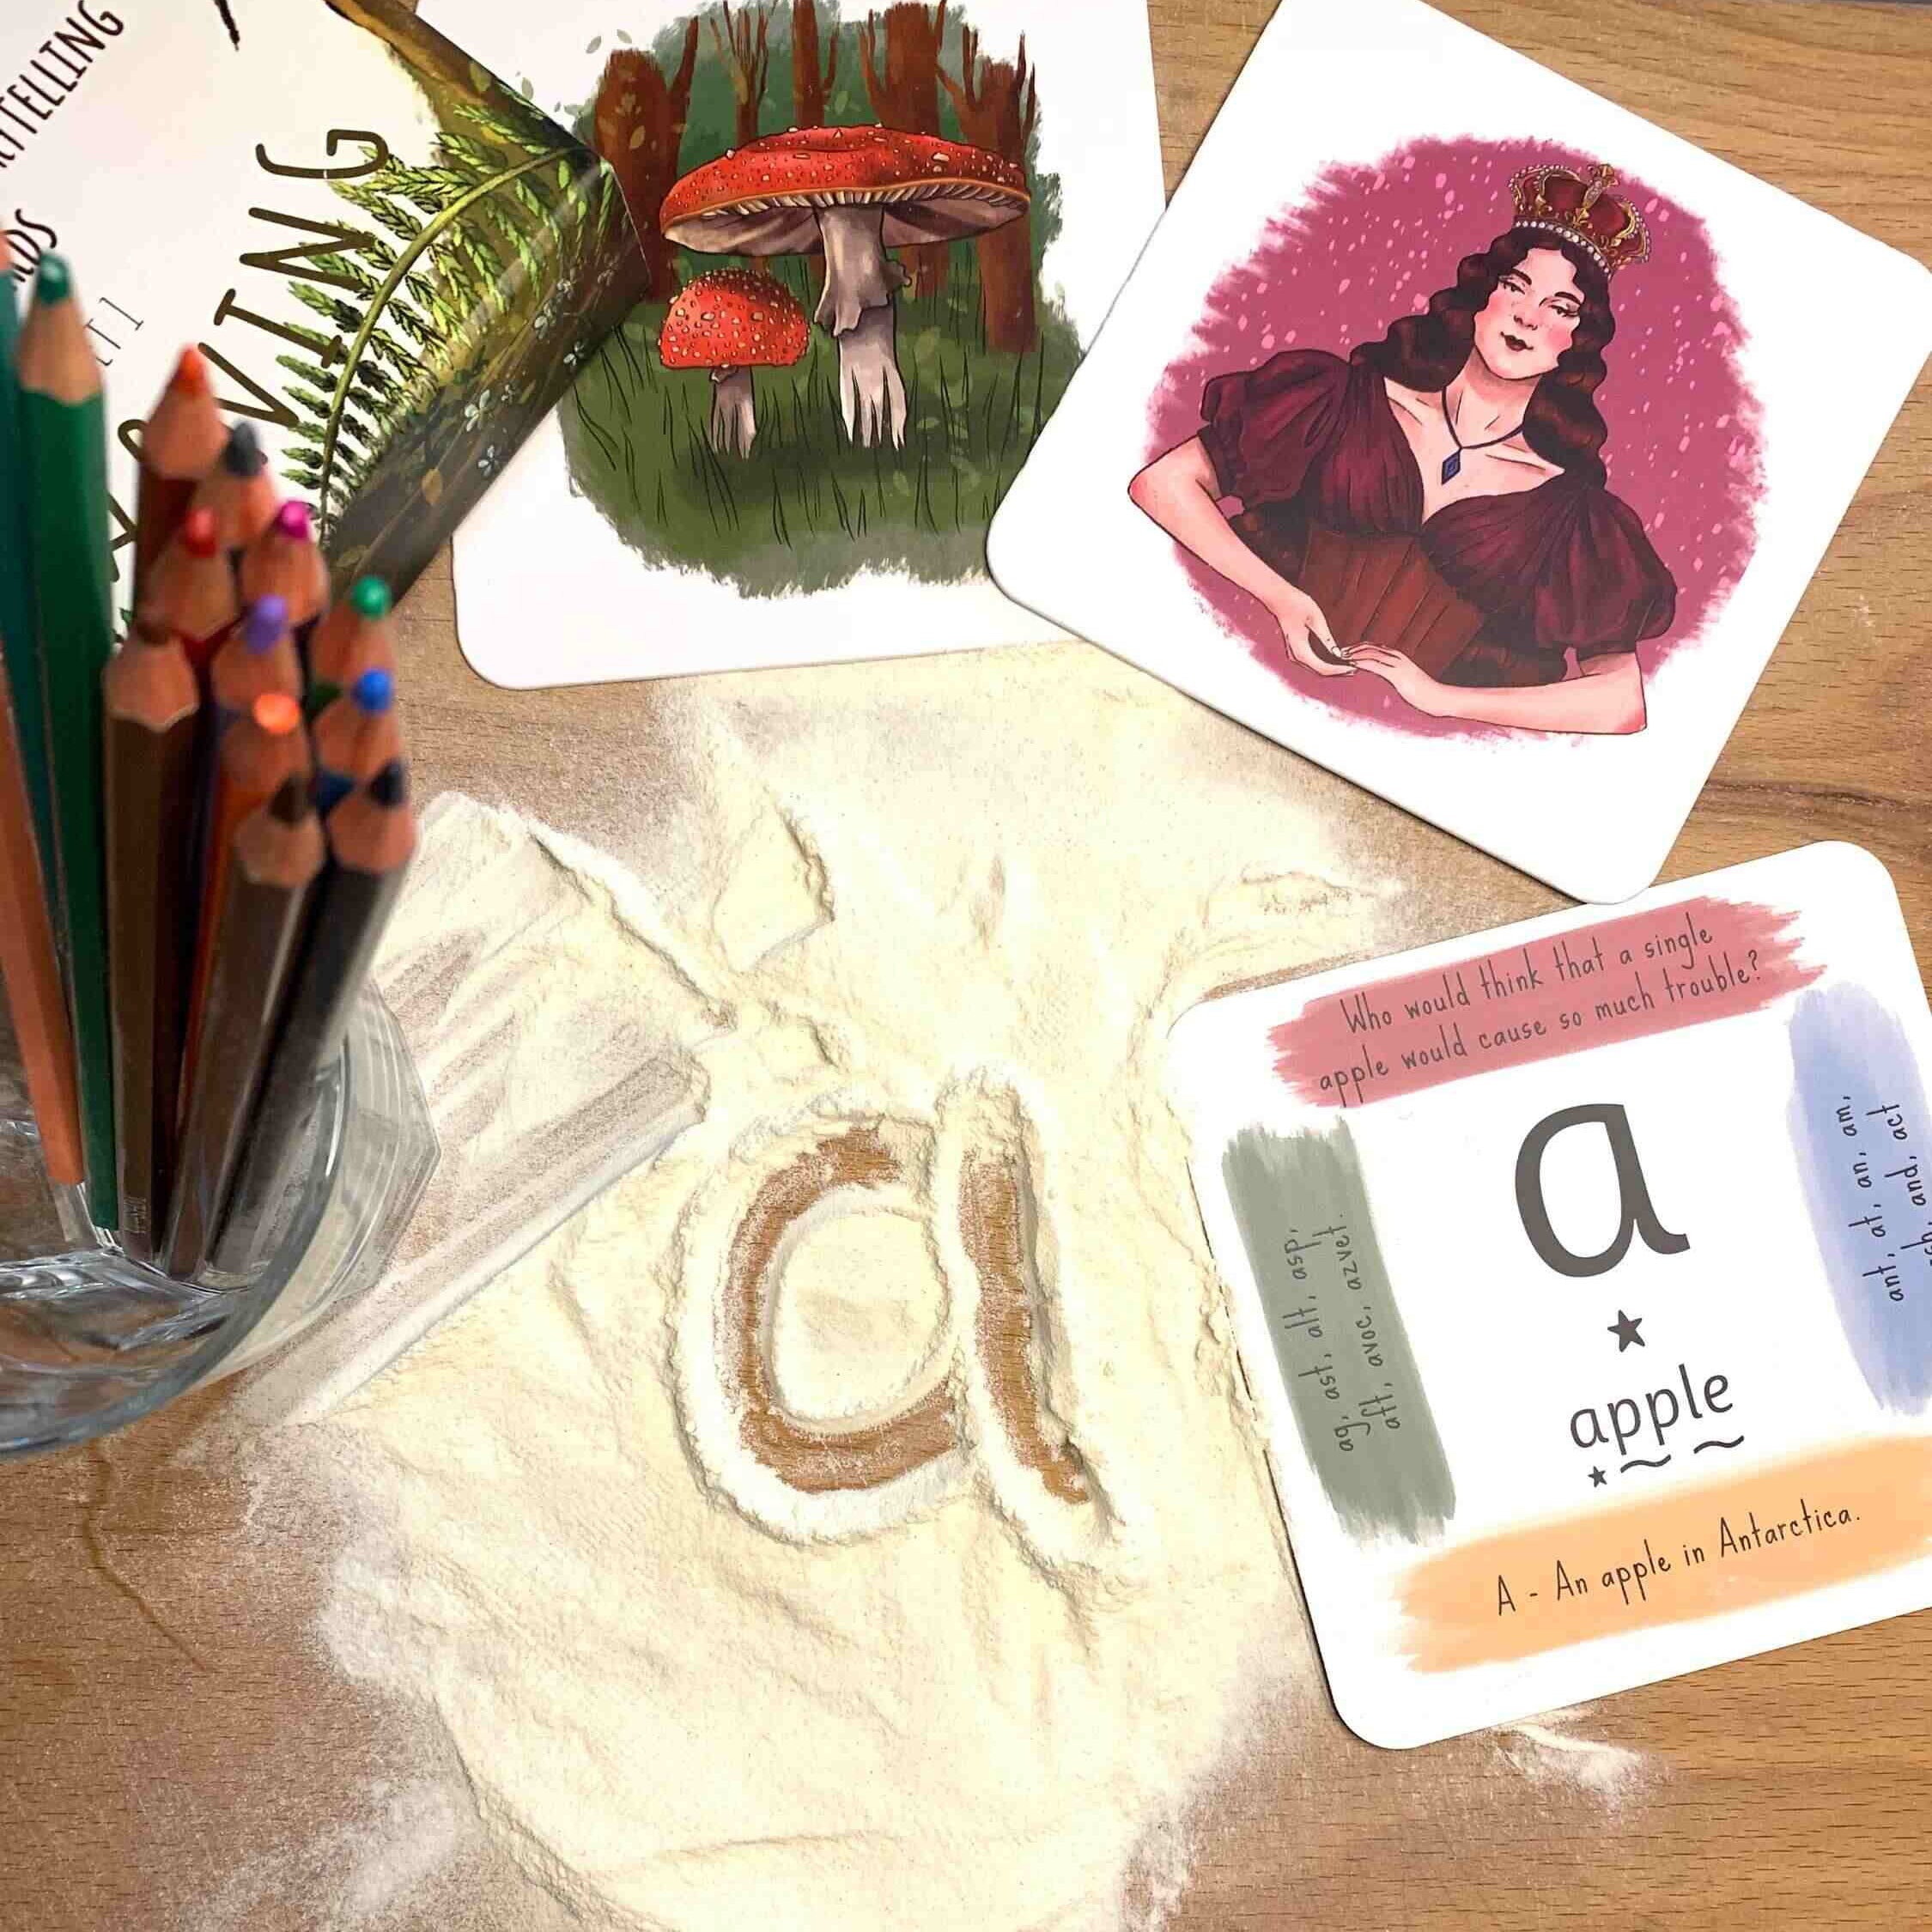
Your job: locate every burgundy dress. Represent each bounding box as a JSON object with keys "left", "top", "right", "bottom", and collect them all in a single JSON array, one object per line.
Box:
[{"left": 1197, "top": 350, "right": 1677, "bottom": 688}]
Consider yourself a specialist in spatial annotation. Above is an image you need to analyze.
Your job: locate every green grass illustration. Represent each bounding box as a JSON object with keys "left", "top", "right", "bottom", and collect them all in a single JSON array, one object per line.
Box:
[{"left": 563, "top": 246, "right": 1077, "bottom": 597}]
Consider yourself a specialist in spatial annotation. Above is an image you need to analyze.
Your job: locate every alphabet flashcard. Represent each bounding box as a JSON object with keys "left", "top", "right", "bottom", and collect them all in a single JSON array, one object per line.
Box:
[{"left": 1170, "top": 844, "right": 1932, "bottom": 1747}]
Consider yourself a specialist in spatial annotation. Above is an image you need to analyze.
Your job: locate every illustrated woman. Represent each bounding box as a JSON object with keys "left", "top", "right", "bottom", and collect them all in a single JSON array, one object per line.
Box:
[{"left": 1129, "top": 162, "right": 1677, "bottom": 734}]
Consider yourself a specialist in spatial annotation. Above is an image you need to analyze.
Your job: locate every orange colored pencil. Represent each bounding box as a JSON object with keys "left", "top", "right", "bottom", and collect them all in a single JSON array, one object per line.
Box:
[
  {"left": 134, "top": 348, "right": 226, "bottom": 600},
  {"left": 0, "top": 647, "right": 82, "bottom": 1185},
  {"left": 179, "top": 692, "right": 310, "bottom": 1115}
]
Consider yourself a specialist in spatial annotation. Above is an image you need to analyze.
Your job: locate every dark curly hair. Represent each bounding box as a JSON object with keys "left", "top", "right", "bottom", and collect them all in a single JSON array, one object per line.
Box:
[{"left": 1355, "top": 227, "right": 1615, "bottom": 484}]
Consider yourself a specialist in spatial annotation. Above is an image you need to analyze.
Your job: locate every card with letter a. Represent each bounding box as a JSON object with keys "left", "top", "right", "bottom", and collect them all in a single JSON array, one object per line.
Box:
[
  {"left": 1171, "top": 844, "right": 1932, "bottom": 1747},
  {"left": 987, "top": 0, "right": 1932, "bottom": 902}
]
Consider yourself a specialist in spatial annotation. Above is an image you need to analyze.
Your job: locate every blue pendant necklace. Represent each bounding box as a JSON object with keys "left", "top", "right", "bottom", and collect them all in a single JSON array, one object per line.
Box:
[{"left": 1439, "top": 389, "right": 1524, "bottom": 484}]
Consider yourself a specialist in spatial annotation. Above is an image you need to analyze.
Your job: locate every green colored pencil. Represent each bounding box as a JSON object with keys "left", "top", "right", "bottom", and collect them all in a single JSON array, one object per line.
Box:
[
  {"left": 0, "top": 239, "right": 55, "bottom": 902},
  {"left": 17, "top": 256, "right": 117, "bottom": 1229}
]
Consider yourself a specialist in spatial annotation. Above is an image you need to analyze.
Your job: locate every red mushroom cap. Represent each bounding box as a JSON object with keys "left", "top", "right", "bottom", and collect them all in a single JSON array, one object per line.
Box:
[
  {"left": 659, "top": 270, "right": 811, "bottom": 372},
  {"left": 661, "top": 127, "right": 1028, "bottom": 258}
]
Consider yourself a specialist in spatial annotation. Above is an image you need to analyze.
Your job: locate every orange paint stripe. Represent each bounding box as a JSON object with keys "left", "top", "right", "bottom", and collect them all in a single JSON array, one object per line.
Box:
[{"left": 1396, "top": 1437, "right": 1932, "bottom": 1673}]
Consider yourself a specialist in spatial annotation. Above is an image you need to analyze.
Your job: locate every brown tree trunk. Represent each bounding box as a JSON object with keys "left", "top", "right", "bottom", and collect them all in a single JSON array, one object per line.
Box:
[
  {"left": 711, "top": 3, "right": 773, "bottom": 149},
  {"left": 592, "top": 28, "right": 702, "bottom": 303},
  {"left": 939, "top": 29, "right": 1037, "bottom": 352},
  {"left": 791, "top": 0, "right": 838, "bottom": 129},
  {"left": 859, "top": 2, "right": 950, "bottom": 300}
]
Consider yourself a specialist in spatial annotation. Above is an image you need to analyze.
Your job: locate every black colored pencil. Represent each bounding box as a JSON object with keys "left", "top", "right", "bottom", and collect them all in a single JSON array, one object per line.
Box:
[{"left": 213, "top": 762, "right": 416, "bottom": 1271}]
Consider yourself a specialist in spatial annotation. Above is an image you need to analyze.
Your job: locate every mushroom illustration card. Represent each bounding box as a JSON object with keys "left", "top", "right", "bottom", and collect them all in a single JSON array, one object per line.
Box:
[
  {"left": 987, "top": 0, "right": 1932, "bottom": 904},
  {"left": 1172, "top": 842, "right": 1932, "bottom": 1748},
  {"left": 413, "top": 0, "right": 1165, "bottom": 685}
]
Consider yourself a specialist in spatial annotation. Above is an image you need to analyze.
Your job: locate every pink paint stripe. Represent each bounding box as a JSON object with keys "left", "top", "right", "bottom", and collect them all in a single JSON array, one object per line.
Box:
[{"left": 1273, "top": 897, "right": 1821, "bottom": 1109}]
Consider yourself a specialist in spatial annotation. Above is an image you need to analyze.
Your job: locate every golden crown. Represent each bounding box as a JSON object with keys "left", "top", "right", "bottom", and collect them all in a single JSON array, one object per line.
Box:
[{"left": 1509, "top": 161, "right": 1650, "bottom": 279}]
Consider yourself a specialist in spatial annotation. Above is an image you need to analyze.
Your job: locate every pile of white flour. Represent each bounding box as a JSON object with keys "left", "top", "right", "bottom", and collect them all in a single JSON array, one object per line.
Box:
[{"left": 264, "top": 641, "right": 1425, "bottom": 1929}]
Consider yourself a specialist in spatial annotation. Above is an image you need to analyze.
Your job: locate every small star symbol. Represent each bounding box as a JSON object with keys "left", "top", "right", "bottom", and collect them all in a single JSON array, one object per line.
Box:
[
  {"left": 1589, "top": 1467, "right": 1607, "bottom": 1488},
  {"left": 1608, "top": 1309, "right": 1645, "bottom": 1352}
]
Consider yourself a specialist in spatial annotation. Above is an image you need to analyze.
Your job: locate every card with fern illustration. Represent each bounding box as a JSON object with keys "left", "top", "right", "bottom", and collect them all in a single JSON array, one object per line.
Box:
[{"left": 280, "top": 0, "right": 647, "bottom": 592}]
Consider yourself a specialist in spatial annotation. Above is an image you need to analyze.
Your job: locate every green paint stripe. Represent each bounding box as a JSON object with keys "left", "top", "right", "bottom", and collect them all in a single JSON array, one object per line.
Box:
[
  {"left": 1223, "top": 1120, "right": 1455, "bottom": 1545},
  {"left": 25, "top": 384, "right": 117, "bottom": 1228}
]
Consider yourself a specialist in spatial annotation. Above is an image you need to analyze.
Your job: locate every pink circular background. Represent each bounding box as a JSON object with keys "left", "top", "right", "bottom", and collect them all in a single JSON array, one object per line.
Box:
[{"left": 1146, "top": 137, "right": 1765, "bottom": 738}]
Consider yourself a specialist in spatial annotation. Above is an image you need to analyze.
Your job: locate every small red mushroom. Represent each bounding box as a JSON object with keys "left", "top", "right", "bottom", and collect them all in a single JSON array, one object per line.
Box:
[
  {"left": 659, "top": 270, "right": 811, "bottom": 458},
  {"left": 661, "top": 128, "right": 1029, "bottom": 449}
]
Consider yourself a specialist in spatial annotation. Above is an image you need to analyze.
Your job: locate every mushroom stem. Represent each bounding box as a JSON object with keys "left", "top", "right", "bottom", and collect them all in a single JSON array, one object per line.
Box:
[
  {"left": 834, "top": 307, "right": 908, "bottom": 451},
  {"left": 709, "top": 366, "right": 758, "bottom": 458},
  {"left": 813, "top": 205, "right": 911, "bottom": 448}
]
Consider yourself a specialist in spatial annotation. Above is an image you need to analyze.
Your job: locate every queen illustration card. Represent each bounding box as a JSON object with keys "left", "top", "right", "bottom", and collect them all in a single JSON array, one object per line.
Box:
[
  {"left": 415, "top": 0, "right": 1165, "bottom": 686},
  {"left": 1172, "top": 843, "right": 1932, "bottom": 1747},
  {"left": 987, "top": 0, "right": 1932, "bottom": 904}
]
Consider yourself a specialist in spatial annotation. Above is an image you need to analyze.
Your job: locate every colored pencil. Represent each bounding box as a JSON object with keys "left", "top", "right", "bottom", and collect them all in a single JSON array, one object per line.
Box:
[
  {"left": 240, "top": 501, "right": 329, "bottom": 653},
  {"left": 313, "top": 670, "right": 403, "bottom": 817},
  {"left": 179, "top": 691, "right": 310, "bottom": 1115},
  {"left": 102, "top": 627, "right": 202, "bottom": 1260},
  {"left": 308, "top": 576, "right": 395, "bottom": 717},
  {"left": 0, "top": 648, "right": 82, "bottom": 1186},
  {"left": 162, "top": 775, "right": 325, "bottom": 1279},
  {"left": 0, "top": 235, "right": 54, "bottom": 890},
  {"left": 191, "top": 421, "right": 278, "bottom": 565},
  {"left": 134, "top": 347, "right": 226, "bottom": 599},
  {"left": 211, "top": 595, "right": 301, "bottom": 730},
  {"left": 138, "top": 506, "right": 239, "bottom": 676},
  {"left": 17, "top": 255, "right": 117, "bottom": 1227},
  {"left": 215, "top": 762, "right": 415, "bottom": 1270}
]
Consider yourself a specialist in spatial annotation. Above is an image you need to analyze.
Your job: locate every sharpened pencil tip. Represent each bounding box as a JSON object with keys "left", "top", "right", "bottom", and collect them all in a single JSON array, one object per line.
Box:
[
  {"left": 182, "top": 507, "right": 221, "bottom": 559},
  {"left": 369, "top": 762, "right": 410, "bottom": 808},
  {"left": 349, "top": 577, "right": 392, "bottom": 620},
  {"left": 34, "top": 255, "right": 73, "bottom": 304},
  {"left": 273, "top": 501, "right": 314, "bottom": 541},
  {"left": 269, "top": 775, "right": 311, "bottom": 826},
  {"left": 351, "top": 668, "right": 395, "bottom": 714},
  {"left": 223, "top": 422, "right": 266, "bottom": 477},
  {"left": 253, "top": 692, "right": 302, "bottom": 738},
  {"left": 244, "top": 596, "right": 289, "bottom": 652},
  {"left": 173, "top": 345, "right": 211, "bottom": 396}
]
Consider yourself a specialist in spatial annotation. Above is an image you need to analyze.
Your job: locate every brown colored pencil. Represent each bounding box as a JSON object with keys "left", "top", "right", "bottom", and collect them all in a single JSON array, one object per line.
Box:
[
  {"left": 190, "top": 421, "right": 278, "bottom": 563},
  {"left": 134, "top": 347, "right": 226, "bottom": 601},
  {"left": 240, "top": 501, "right": 329, "bottom": 640},
  {"left": 162, "top": 775, "right": 325, "bottom": 1279},
  {"left": 0, "top": 647, "right": 82, "bottom": 1186},
  {"left": 211, "top": 595, "right": 301, "bottom": 726},
  {"left": 313, "top": 670, "right": 403, "bottom": 817},
  {"left": 215, "top": 762, "right": 415, "bottom": 1269},
  {"left": 179, "top": 692, "right": 310, "bottom": 1116},
  {"left": 102, "top": 627, "right": 203, "bottom": 1260},
  {"left": 138, "top": 507, "right": 239, "bottom": 676},
  {"left": 307, "top": 577, "right": 396, "bottom": 716}
]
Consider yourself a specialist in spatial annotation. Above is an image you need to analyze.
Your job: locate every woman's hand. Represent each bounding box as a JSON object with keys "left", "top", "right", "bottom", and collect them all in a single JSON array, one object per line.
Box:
[
  {"left": 1346, "top": 645, "right": 1456, "bottom": 716},
  {"left": 1269, "top": 587, "right": 1352, "bottom": 677}
]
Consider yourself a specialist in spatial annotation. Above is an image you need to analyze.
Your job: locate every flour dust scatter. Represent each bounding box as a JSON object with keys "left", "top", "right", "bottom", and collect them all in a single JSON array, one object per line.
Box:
[{"left": 231, "top": 643, "right": 1513, "bottom": 1927}]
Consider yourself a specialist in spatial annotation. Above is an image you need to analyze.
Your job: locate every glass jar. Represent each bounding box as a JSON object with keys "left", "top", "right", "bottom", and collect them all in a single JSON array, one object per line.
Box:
[{"left": 0, "top": 987, "right": 438, "bottom": 1456}]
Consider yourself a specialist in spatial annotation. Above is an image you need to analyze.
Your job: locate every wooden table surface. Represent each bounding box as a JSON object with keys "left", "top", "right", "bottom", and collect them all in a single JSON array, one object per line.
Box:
[{"left": 4, "top": 2, "right": 1931, "bottom": 1925}]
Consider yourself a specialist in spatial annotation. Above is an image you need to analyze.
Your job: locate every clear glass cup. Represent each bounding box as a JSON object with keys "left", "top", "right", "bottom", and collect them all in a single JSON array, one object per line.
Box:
[{"left": 0, "top": 987, "right": 438, "bottom": 1457}]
